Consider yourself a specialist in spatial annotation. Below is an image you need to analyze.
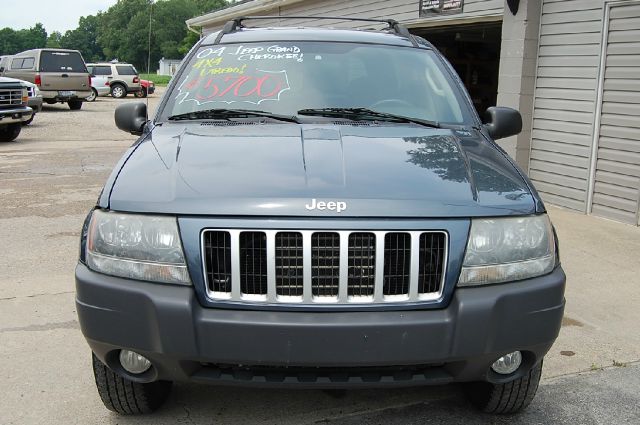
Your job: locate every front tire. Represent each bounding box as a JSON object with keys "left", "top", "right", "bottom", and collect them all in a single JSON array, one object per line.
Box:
[
  {"left": 134, "top": 87, "right": 147, "bottom": 98},
  {"left": 111, "top": 83, "right": 127, "bottom": 99},
  {"left": 92, "top": 353, "right": 172, "bottom": 415},
  {"left": 464, "top": 360, "right": 543, "bottom": 414},
  {"left": 68, "top": 100, "right": 83, "bottom": 110},
  {"left": 0, "top": 123, "right": 21, "bottom": 142},
  {"left": 22, "top": 114, "right": 35, "bottom": 126},
  {"left": 86, "top": 88, "right": 98, "bottom": 102}
]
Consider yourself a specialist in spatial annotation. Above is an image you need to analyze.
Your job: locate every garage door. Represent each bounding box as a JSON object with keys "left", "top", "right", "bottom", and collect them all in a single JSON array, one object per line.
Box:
[{"left": 591, "top": 1, "right": 640, "bottom": 225}]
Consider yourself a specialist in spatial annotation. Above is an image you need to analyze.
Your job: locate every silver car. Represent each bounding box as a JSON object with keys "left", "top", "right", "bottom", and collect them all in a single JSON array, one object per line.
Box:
[
  {"left": 86, "top": 62, "right": 142, "bottom": 99},
  {"left": 85, "top": 72, "right": 111, "bottom": 102},
  {"left": 21, "top": 80, "right": 43, "bottom": 124}
]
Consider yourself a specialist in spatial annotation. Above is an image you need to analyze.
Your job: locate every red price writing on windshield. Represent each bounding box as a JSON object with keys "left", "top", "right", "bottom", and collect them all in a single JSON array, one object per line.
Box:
[{"left": 179, "top": 70, "right": 290, "bottom": 105}]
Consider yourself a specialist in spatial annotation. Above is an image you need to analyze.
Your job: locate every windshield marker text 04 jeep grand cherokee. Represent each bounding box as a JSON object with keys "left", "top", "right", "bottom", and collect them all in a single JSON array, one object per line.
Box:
[{"left": 76, "top": 17, "right": 565, "bottom": 416}]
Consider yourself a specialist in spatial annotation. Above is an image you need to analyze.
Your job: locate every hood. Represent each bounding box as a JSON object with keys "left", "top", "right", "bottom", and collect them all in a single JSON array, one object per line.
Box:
[
  {"left": 108, "top": 123, "right": 536, "bottom": 217},
  {"left": 0, "top": 76, "right": 27, "bottom": 86}
]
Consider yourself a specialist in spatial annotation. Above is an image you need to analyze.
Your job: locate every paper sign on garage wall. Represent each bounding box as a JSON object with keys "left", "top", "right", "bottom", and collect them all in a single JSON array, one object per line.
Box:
[{"left": 419, "top": 0, "right": 464, "bottom": 17}]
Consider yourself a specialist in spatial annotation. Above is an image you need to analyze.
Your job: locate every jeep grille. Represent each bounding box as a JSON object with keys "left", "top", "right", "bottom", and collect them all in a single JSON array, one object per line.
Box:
[{"left": 202, "top": 230, "right": 447, "bottom": 305}]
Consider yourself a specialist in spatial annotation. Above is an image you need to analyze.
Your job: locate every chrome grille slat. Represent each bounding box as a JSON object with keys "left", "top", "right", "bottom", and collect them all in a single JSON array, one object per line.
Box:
[
  {"left": 239, "top": 231, "right": 267, "bottom": 296},
  {"left": 202, "top": 229, "right": 447, "bottom": 305},
  {"left": 419, "top": 232, "right": 447, "bottom": 296},
  {"left": 0, "top": 89, "right": 24, "bottom": 106},
  {"left": 275, "top": 232, "right": 303, "bottom": 297},
  {"left": 348, "top": 232, "right": 376, "bottom": 298},
  {"left": 203, "top": 231, "right": 232, "bottom": 293},
  {"left": 383, "top": 232, "right": 411, "bottom": 297},
  {"left": 311, "top": 232, "right": 340, "bottom": 298}
]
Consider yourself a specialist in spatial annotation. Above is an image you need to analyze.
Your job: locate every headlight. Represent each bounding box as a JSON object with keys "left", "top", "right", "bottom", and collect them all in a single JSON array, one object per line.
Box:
[
  {"left": 86, "top": 210, "right": 191, "bottom": 285},
  {"left": 458, "top": 215, "right": 556, "bottom": 286}
]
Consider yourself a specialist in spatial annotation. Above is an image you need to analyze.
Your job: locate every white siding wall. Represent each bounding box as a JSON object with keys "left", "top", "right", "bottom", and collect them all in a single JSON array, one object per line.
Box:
[
  {"left": 591, "top": 1, "right": 640, "bottom": 224},
  {"left": 201, "top": 0, "right": 504, "bottom": 34},
  {"left": 529, "top": 0, "right": 606, "bottom": 212}
]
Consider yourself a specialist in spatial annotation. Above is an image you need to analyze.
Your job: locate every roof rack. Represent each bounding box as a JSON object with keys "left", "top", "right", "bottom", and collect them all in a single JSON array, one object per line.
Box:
[{"left": 212, "top": 15, "right": 419, "bottom": 47}]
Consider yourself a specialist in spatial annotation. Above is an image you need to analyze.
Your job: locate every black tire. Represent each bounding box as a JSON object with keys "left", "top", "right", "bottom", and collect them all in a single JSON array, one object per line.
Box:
[
  {"left": 0, "top": 123, "right": 21, "bottom": 142},
  {"left": 68, "top": 100, "right": 83, "bottom": 110},
  {"left": 134, "top": 87, "right": 147, "bottom": 98},
  {"left": 45, "top": 99, "right": 57, "bottom": 105},
  {"left": 92, "top": 353, "right": 172, "bottom": 415},
  {"left": 22, "top": 114, "right": 35, "bottom": 126},
  {"left": 86, "top": 88, "right": 98, "bottom": 102},
  {"left": 111, "top": 83, "right": 127, "bottom": 98},
  {"left": 464, "top": 360, "right": 543, "bottom": 414}
]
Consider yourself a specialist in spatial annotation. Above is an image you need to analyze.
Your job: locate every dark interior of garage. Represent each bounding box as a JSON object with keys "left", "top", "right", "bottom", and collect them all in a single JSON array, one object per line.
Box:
[{"left": 412, "top": 23, "right": 502, "bottom": 115}]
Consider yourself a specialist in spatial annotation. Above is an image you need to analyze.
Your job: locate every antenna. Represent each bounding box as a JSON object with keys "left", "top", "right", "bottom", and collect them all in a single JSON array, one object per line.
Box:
[{"left": 146, "top": 0, "right": 154, "bottom": 116}]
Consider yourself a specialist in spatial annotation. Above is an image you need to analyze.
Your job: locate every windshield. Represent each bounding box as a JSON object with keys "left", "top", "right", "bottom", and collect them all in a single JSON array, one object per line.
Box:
[{"left": 160, "top": 41, "right": 471, "bottom": 124}]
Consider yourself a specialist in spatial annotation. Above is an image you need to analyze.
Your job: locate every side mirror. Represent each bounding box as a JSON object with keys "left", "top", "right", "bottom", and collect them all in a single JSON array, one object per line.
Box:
[
  {"left": 483, "top": 106, "right": 522, "bottom": 140},
  {"left": 0, "top": 66, "right": 4, "bottom": 73},
  {"left": 115, "top": 102, "right": 147, "bottom": 136}
]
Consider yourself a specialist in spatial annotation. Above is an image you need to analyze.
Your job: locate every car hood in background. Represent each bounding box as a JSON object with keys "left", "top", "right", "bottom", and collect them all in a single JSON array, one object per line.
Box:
[{"left": 108, "top": 123, "right": 537, "bottom": 217}]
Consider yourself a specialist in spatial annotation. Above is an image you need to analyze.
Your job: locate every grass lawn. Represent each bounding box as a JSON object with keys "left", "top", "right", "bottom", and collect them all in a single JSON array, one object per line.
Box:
[{"left": 139, "top": 73, "right": 172, "bottom": 86}]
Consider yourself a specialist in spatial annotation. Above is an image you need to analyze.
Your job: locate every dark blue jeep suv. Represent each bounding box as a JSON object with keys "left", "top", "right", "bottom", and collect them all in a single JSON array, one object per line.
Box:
[{"left": 76, "top": 17, "right": 565, "bottom": 415}]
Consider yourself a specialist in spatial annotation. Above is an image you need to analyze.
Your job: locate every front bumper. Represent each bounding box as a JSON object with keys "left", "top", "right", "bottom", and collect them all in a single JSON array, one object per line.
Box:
[
  {"left": 76, "top": 263, "right": 565, "bottom": 388},
  {"left": 0, "top": 106, "right": 33, "bottom": 124}
]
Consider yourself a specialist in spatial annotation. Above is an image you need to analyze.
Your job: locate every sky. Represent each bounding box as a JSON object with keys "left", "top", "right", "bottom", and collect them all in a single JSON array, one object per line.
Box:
[{"left": 0, "top": 0, "right": 119, "bottom": 34}]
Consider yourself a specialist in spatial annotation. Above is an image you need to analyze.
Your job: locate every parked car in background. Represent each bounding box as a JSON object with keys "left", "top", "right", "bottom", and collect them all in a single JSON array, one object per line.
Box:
[
  {"left": 0, "top": 77, "right": 33, "bottom": 141},
  {"left": 21, "top": 80, "right": 42, "bottom": 125},
  {"left": 134, "top": 79, "right": 155, "bottom": 98},
  {"left": 0, "top": 49, "right": 91, "bottom": 110},
  {"left": 86, "top": 62, "right": 141, "bottom": 98},
  {"left": 85, "top": 71, "right": 111, "bottom": 102}
]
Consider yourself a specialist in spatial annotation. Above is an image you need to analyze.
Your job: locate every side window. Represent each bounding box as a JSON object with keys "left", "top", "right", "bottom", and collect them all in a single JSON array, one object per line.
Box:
[
  {"left": 22, "top": 57, "right": 34, "bottom": 69},
  {"left": 91, "top": 66, "right": 112, "bottom": 76},
  {"left": 115, "top": 65, "right": 137, "bottom": 76},
  {"left": 11, "top": 58, "right": 23, "bottom": 69}
]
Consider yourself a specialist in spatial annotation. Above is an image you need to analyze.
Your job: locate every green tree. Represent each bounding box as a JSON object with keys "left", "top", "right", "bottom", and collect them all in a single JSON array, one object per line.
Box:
[
  {"left": 178, "top": 0, "right": 227, "bottom": 56},
  {"left": 0, "top": 28, "right": 19, "bottom": 55},
  {"left": 0, "top": 23, "right": 48, "bottom": 55},
  {"left": 21, "top": 23, "right": 47, "bottom": 50},
  {"left": 61, "top": 15, "right": 103, "bottom": 61},
  {"left": 46, "top": 31, "right": 63, "bottom": 48},
  {"left": 96, "top": 0, "right": 227, "bottom": 71},
  {"left": 97, "top": 0, "right": 149, "bottom": 65}
]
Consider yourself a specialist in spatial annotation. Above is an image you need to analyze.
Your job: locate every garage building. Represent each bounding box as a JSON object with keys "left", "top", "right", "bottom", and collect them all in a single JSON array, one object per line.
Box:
[{"left": 187, "top": 0, "right": 640, "bottom": 225}]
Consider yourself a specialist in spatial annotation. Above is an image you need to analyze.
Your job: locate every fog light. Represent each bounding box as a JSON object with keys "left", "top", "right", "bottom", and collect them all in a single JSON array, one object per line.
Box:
[
  {"left": 491, "top": 351, "right": 522, "bottom": 375},
  {"left": 119, "top": 350, "right": 151, "bottom": 374}
]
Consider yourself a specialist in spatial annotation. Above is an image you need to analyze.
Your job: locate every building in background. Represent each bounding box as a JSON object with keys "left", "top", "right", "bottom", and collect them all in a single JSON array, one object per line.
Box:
[
  {"left": 187, "top": 0, "right": 640, "bottom": 226},
  {"left": 158, "top": 57, "right": 183, "bottom": 76}
]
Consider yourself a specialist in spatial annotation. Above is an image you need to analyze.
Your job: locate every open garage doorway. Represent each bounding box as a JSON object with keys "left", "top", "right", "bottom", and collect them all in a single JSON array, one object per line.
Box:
[{"left": 412, "top": 23, "right": 502, "bottom": 115}]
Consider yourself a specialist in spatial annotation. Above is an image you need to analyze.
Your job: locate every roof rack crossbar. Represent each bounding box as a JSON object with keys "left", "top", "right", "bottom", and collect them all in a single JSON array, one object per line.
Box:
[{"left": 213, "top": 15, "right": 419, "bottom": 47}]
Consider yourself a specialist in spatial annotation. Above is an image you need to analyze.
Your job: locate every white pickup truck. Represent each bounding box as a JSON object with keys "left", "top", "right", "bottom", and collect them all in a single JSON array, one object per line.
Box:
[{"left": 0, "top": 77, "right": 33, "bottom": 142}]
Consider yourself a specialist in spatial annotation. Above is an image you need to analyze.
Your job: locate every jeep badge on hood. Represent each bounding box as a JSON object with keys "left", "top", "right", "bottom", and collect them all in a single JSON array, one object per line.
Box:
[{"left": 305, "top": 199, "right": 347, "bottom": 213}]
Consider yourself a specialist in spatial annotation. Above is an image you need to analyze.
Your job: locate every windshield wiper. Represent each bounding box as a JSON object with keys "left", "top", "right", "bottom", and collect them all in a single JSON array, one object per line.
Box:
[
  {"left": 297, "top": 107, "right": 440, "bottom": 128},
  {"left": 168, "top": 108, "right": 300, "bottom": 123}
]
